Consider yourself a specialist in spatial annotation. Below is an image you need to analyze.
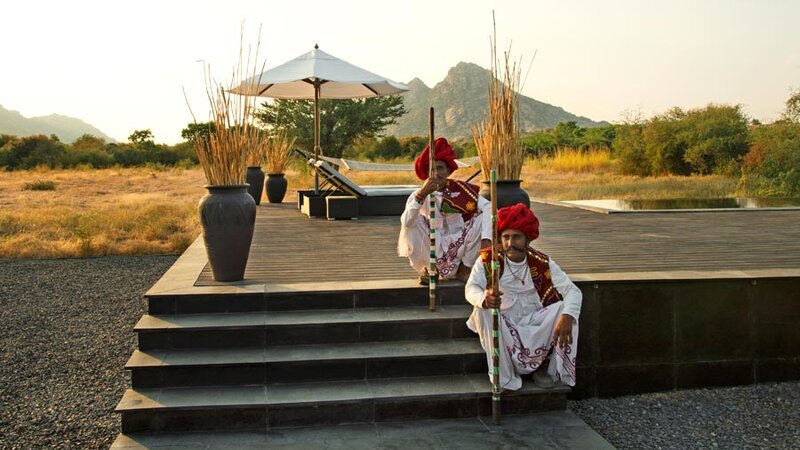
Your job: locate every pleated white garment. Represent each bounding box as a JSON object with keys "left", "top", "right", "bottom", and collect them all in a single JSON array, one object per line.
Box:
[{"left": 465, "top": 256, "right": 582, "bottom": 391}]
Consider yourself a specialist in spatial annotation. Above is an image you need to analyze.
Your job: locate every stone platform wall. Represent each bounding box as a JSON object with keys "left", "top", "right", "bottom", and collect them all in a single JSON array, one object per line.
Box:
[{"left": 571, "top": 277, "right": 800, "bottom": 398}]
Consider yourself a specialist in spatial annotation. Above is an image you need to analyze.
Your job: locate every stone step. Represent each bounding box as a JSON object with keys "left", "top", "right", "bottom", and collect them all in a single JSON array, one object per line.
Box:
[
  {"left": 116, "top": 374, "right": 569, "bottom": 433},
  {"left": 135, "top": 305, "right": 474, "bottom": 350},
  {"left": 111, "top": 410, "right": 616, "bottom": 450},
  {"left": 125, "top": 338, "right": 487, "bottom": 388},
  {"left": 127, "top": 339, "right": 487, "bottom": 388},
  {"left": 147, "top": 283, "right": 468, "bottom": 315}
]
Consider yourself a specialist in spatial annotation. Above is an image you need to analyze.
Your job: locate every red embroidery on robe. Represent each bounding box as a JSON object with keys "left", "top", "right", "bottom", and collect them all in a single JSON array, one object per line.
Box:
[
  {"left": 442, "top": 180, "right": 480, "bottom": 222},
  {"left": 479, "top": 247, "right": 563, "bottom": 306}
]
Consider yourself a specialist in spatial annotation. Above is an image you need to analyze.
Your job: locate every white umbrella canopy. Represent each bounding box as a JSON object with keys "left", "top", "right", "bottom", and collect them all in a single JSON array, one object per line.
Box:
[
  {"left": 232, "top": 46, "right": 409, "bottom": 99},
  {"left": 230, "top": 45, "right": 410, "bottom": 193}
]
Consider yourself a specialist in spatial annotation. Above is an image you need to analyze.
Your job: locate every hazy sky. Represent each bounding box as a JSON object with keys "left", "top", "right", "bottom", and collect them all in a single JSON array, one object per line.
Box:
[{"left": 2, "top": 0, "right": 798, "bottom": 144}]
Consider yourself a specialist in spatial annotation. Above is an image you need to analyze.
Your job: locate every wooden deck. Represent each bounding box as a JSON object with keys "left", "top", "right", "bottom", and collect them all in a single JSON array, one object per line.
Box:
[{"left": 196, "top": 202, "right": 800, "bottom": 286}]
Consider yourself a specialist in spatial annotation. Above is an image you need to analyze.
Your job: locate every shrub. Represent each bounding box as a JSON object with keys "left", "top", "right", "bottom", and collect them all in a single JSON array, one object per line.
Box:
[
  {"left": 643, "top": 108, "right": 691, "bottom": 175},
  {"left": 681, "top": 104, "right": 749, "bottom": 174},
  {"left": 738, "top": 121, "right": 800, "bottom": 196},
  {"left": 613, "top": 123, "right": 650, "bottom": 176},
  {"left": 23, "top": 180, "right": 56, "bottom": 191},
  {"left": 399, "top": 136, "right": 428, "bottom": 158},
  {"left": 0, "top": 134, "right": 66, "bottom": 169},
  {"left": 71, "top": 134, "right": 106, "bottom": 150},
  {"left": 64, "top": 147, "right": 114, "bottom": 168},
  {"left": 373, "top": 136, "right": 403, "bottom": 159}
]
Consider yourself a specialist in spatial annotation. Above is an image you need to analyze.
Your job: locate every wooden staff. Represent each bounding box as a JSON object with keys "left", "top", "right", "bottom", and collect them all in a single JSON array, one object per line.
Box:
[
  {"left": 428, "top": 107, "right": 437, "bottom": 312},
  {"left": 490, "top": 168, "right": 501, "bottom": 425}
]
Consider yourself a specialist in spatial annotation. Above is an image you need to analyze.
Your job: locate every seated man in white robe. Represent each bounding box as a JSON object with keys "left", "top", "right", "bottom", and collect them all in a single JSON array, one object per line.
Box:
[
  {"left": 398, "top": 137, "right": 491, "bottom": 283},
  {"left": 465, "top": 203, "right": 582, "bottom": 391}
]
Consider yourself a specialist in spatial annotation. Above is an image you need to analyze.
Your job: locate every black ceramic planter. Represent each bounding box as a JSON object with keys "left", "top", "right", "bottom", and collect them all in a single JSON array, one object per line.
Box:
[
  {"left": 479, "top": 179, "right": 530, "bottom": 209},
  {"left": 245, "top": 166, "right": 265, "bottom": 205},
  {"left": 198, "top": 184, "right": 256, "bottom": 282},
  {"left": 266, "top": 173, "right": 288, "bottom": 204}
]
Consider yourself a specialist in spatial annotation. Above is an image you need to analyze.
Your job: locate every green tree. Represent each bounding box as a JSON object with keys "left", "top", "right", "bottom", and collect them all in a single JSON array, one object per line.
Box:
[
  {"left": 782, "top": 88, "right": 800, "bottom": 123},
  {"left": 643, "top": 108, "right": 690, "bottom": 175},
  {"left": 373, "top": 135, "right": 404, "bottom": 159},
  {"left": 181, "top": 122, "right": 215, "bottom": 141},
  {"left": 580, "top": 126, "right": 616, "bottom": 150},
  {"left": 254, "top": 96, "right": 406, "bottom": 158},
  {"left": 128, "top": 129, "right": 155, "bottom": 147},
  {"left": 740, "top": 121, "right": 800, "bottom": 196},
  {"left": 522, "top": 132, "right": 557, "bottom": 157},
  {"left": 0, "top": 134, "right": 15, "bottom": 149},
  {"left": 613, "top": 122, "right": 649, "bottom": 176},
  {"left": 680, "top": 105, "right": 749, "bottom": 174},
  {"left": 552, "top": 121, "right": 583, "bottom": 149},
  {"left": 72, "top": 134, "right": 106, "bottom": 150},
  {"left": 399, "top": 136, "right": 428, "bottom": 159},
  {"left": 0, "top": 134, "right": 66, "bottom": 169}
]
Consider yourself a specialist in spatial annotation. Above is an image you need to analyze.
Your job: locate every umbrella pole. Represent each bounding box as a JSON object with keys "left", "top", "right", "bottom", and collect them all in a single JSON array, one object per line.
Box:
[{"left": 314, "top": 81, "right": 321, "bottom": 194}]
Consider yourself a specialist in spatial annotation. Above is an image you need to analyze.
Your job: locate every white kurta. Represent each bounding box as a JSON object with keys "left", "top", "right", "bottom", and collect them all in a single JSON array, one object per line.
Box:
[
  {"left": 397, "top": 188, "right": 491, "bottom": 279},
  {"left": 465, "top": 255, "right": 582, "bottom": 390}
]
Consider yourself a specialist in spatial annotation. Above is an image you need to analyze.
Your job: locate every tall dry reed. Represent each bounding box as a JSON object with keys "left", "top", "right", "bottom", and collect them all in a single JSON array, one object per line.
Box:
[
  {"left": 187, "top": 28, "right": 267, "bottom": 186},
  {"left": 471, "top": 15, "right": 525, "bottom": 181},
  {"left": 263, "top": 129, "right": 297, "bottom": 174},
  {"left": 246, "top": 130, "right": 268, "bottom": 167}
]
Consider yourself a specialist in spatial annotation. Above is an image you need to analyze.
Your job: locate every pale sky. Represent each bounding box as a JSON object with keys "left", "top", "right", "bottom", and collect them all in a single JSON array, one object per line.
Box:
[{"left": 2, "top": 0, "right": 798, "bottom": 144}]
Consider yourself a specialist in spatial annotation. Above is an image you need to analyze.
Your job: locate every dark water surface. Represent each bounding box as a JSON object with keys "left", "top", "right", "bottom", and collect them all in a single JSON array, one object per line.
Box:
[{"left": 563, "top": 198, "right": 800, "bottom": 211}]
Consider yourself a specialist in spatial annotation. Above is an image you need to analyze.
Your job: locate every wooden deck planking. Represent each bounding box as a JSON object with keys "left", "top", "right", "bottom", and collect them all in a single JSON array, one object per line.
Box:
[{"left": 196, "top": 203, "right": 800, "bottom": 286}]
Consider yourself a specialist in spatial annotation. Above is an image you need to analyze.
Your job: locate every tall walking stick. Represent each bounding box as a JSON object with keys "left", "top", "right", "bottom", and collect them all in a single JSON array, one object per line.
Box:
[
  {"left": 428, "top": 107, "right": 438, "bottom": 312},
  {"left": 490, "top": 168, "right": 502, "bottom": 425}
]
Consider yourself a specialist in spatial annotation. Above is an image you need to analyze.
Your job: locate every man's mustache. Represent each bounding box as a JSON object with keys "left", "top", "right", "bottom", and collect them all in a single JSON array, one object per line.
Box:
[{"left": 500, "top": 244, "right": 528, "bottom": 254}]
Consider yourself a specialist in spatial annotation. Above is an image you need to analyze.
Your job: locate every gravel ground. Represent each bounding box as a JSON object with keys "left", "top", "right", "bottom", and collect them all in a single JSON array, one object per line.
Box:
[
  {"left": 0, "top": 255, "right": 177, "bottom": 450},
  {"left": 570, "top": 382, "right": 800, "bottom": 450},
  {"left": 1, "top": 255, "right": 798, "bottom": 449}
]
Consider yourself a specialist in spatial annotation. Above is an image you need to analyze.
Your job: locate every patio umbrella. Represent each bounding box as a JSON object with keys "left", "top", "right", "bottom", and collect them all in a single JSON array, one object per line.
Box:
[{"left": 230, "top": 45, "right": 410, "bottom": 193}]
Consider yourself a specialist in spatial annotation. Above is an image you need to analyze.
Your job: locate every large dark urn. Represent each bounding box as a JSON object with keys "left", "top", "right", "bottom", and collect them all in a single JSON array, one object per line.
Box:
[
  {"left": 245, "top": 166, "right": 265, "bottom": 205},
  {"left": 480, "top": 179, "right": 530, "bottom": 209},
  {"left": 198, "top": 185, "right": 256, "bottom": 282},
  {"left": 265, "top": 173, "right": 288, "bottom": 204}
]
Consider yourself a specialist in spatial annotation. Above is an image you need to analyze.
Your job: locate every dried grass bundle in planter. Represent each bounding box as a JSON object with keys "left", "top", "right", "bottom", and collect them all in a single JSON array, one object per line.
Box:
[
  {"left": 188, "top": 32, "right": 267, "bottom": 186},
  {"left": 263, "top": 129, "right": 296, "bottom": 175},
  {"left": 246, "top": 130, "right": 268, "bottom": 168},
  {"left": 471, "top": 18, "right": 525, "bottom": 181}
]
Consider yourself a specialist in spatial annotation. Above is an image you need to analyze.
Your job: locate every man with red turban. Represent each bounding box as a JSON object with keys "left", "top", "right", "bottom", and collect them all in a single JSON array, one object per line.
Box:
[
  {"left": 398, "top": 137, "right": 491, "bottom": 282},
  {"left": 465, "top": 203, "right": 582, "bottom": 391}
]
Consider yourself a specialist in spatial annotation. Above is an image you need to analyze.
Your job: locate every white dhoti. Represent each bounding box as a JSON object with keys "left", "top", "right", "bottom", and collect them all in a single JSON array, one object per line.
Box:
[
  {"left": 468, "top": 300, "right": 578, "bottom": 391},
  {"left": 398, "top": 190, "right": 491, "bottom": 280},
  {"left": 464, "top": 255, "right": 583, "bottom": 391},
  {"left": 399, "top": 212, "right": 484, "bottom": 279}
]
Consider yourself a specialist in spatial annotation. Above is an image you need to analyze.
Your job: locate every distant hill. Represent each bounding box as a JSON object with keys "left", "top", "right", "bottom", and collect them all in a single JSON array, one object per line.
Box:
[
  {"left": 0, "top": 105, "right": 115, "bottom": 143},
  {"left": 385, "top": 62, "right": 608, "bottom": 138}
]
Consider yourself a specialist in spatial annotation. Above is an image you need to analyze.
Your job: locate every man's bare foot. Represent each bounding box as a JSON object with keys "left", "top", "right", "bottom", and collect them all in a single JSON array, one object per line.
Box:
[{"left": 419, "top": 269, "right": 438, "bottom": 285}]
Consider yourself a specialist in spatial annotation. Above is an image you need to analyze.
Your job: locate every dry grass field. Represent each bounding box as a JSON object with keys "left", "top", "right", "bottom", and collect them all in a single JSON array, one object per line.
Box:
[
  {"left": 0, "top": 156, "right": 738, "bottom": 259},
  {"left": 0, "top": 167, "right": 205, "bottom": 259}
]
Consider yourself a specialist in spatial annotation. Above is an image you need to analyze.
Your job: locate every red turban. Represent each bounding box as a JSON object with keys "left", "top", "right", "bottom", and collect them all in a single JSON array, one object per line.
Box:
[
  {"left": 414, "top": 137, "right": 458, "bottom": 181},
  {"left": 498, "top": 203, "right": 540, "bottom": 241}
]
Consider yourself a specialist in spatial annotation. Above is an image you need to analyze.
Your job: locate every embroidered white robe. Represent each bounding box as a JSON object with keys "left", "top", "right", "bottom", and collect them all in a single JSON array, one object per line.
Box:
[
  {"left": 397, "top": 189, "right": 491, "bottom": 279},
  {"left": 465, "top": 256, "right": 582, "bottom": 390}
]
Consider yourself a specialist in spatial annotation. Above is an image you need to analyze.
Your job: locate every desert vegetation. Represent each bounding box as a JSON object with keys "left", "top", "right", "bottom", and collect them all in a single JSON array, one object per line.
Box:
[
  {"left": 0, "top": 158, "right": 737, "bottom": 260},
  {"left": 1, "top": 91, "right": 797, "bottom": 259}
]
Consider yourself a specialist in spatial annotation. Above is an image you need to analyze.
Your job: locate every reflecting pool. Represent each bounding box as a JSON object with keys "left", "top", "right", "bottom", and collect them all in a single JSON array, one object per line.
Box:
[{"left": 561, "top": 198, "right": 800, "bottom": 211}]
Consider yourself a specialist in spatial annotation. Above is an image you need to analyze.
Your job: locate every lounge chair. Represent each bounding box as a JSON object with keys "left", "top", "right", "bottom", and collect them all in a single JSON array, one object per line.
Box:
[{"left": 295, "top": 149, "right": 418, "bottom": 218}]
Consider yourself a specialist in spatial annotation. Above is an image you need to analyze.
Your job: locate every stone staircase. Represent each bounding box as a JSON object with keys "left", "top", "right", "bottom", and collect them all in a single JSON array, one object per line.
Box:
[{"left": 113, "top": 284, "right": 568, "bottom": 443}]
